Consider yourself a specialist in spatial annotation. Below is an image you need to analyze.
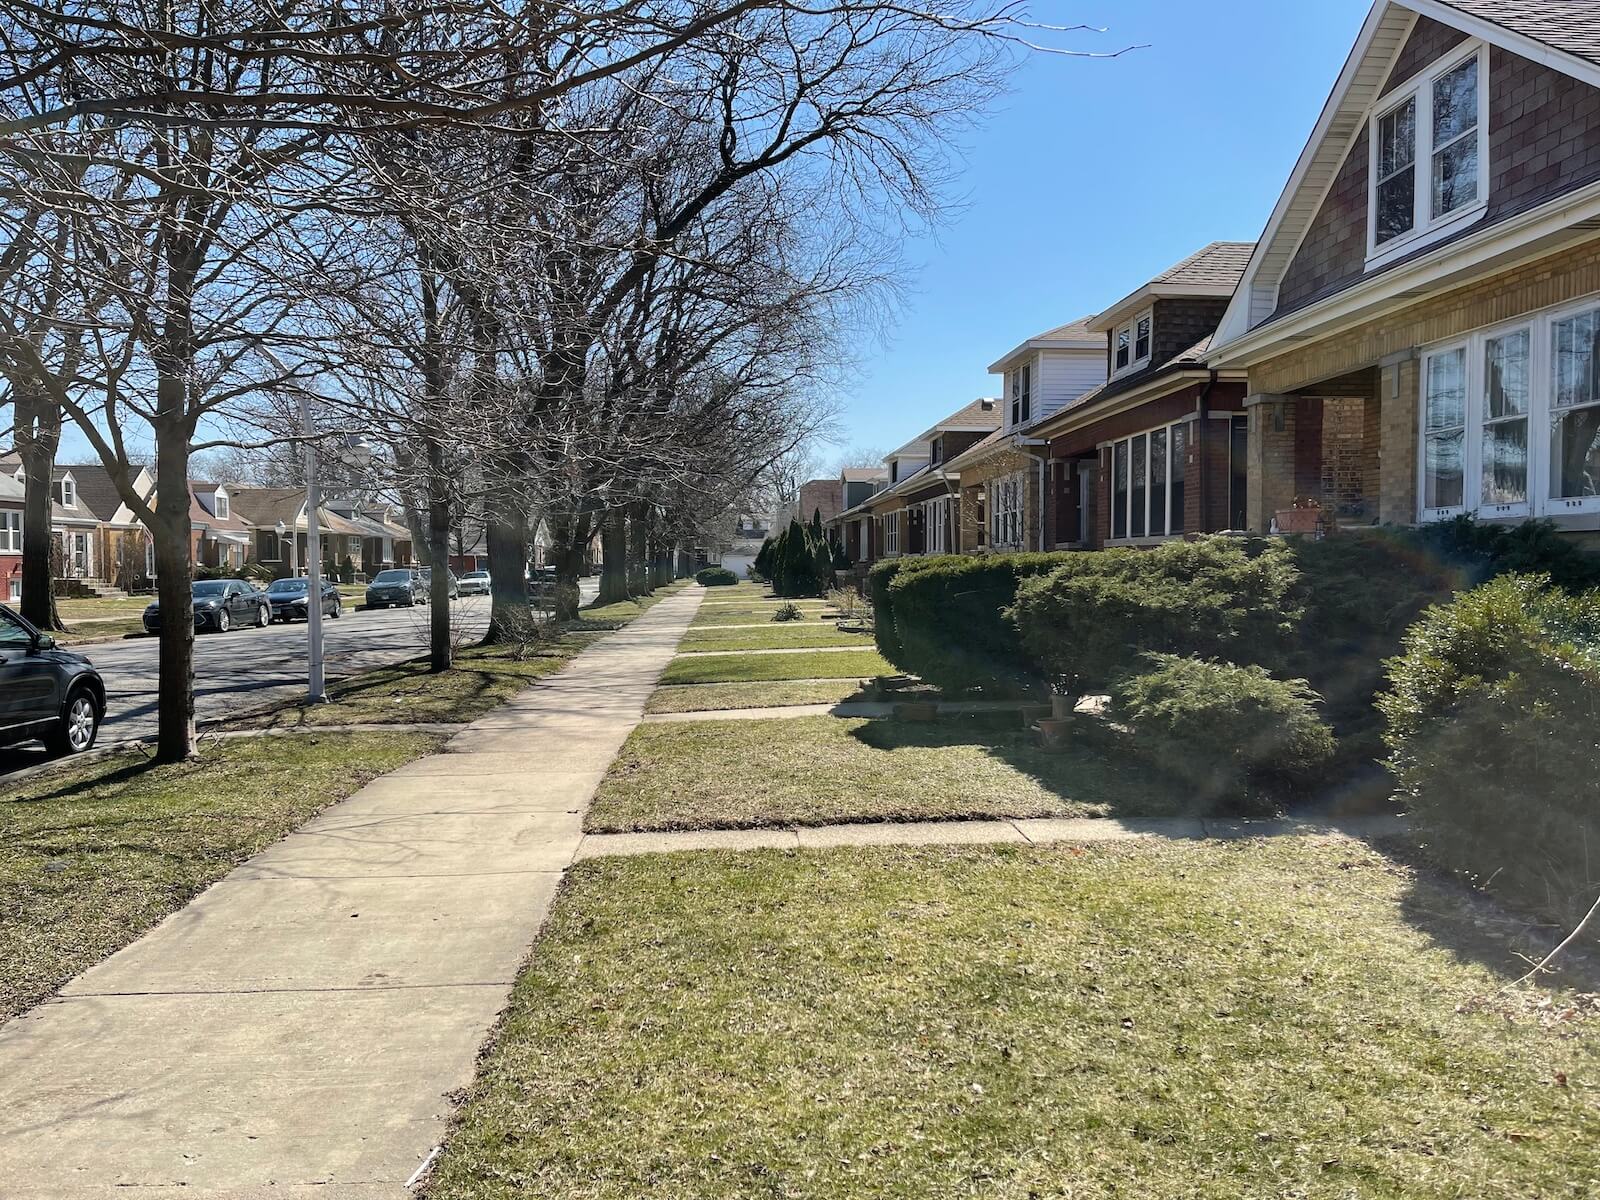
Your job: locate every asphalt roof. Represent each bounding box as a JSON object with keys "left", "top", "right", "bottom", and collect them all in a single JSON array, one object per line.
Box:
[
  {"left": 1435, "top": 0, "right": 1600, "bottom": 67},
  {"left": 1150, "top": 241, "right": 1256, "bottom": 289}
]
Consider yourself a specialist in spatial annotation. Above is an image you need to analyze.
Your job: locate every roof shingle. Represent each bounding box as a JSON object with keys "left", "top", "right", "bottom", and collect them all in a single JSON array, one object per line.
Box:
[
  {"left": 1434, "top": 1, "right": 1600, "bottom": 67},
  {"left": 1150, "top": 241, "right": 1256, "bottom": 289}
]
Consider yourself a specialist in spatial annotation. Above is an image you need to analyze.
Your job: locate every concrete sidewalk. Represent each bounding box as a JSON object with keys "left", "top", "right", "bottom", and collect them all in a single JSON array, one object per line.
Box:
[
  {"left": 576, "top": 813, "right": 1409, "bottom": 859},
  {"left": 0, "top": 587, "right": 704, "bottom": 1198}
]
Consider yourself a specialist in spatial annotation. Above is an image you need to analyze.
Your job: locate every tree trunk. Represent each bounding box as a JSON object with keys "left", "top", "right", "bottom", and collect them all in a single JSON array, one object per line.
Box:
[
  {"left": 15, "top": 387, "right": 64, "bottom": 631},
  {"left": 482, "top": 484, "right": 529, "bottom": 644},
  {"left": 598, "top": 508, "right": 629, "bottom": 604},
  {"left": 626, "top": 503, "right": 650, "bottom": 596},
  {"left": 549, "top": 514, "right": 586, "bottom": 621},
  {"left": 425, "top": 437, "right": 453, "bottom": 672},
  {"left": 152, "top": 422, "right": 197, "bottom": 762}
]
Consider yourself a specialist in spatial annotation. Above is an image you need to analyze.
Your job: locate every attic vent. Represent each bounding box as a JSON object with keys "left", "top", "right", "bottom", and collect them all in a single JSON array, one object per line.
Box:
[{"left": 979, "top": 397, "right": 994, "bottom": 411}]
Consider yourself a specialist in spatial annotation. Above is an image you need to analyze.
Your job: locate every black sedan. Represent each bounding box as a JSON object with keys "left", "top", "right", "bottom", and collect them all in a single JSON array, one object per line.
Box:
[
  {"left": 143, "top": 579, "right": 270, "bottom": 634},
  {"left": 266, "top": 577, "right": 342, "bottom": 623},
  {"left": 365, "top": 568, "right": 427, "bottom": 608},
  {"left": 0, "top": 604, "right": 106, "bottom": 755}
]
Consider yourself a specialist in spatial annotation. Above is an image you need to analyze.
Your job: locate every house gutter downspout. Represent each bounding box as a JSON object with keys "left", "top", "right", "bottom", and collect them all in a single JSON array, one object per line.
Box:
[
  {"left": 1196, "top": 370, "right": 1217, "bottom": 533},
  {"left": 1018, "top": 436, "right": 1050, "bottom": 550}
]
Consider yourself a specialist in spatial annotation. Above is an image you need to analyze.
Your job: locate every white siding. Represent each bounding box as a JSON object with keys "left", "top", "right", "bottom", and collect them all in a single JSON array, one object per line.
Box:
[{"left": 1035, "top": 348, "right": 1107, "bottom": 419}]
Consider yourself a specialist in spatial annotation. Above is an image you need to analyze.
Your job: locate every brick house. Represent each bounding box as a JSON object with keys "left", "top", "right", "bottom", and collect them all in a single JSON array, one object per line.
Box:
[
  {"left": 1209, "top": 1, "right": 1600, "bottom": 538},
  {"left": 829, "top": 398, "right": 1000, "bottom": 568},
  {"left": 1026, "top": 243, "right": 1256, "bottom": 548},
  {"left": 947, "top": 318, "right": 1106, "bottom": 553},
  {"left": 0, "top": 471, "right": 21, "bottom": 602}
]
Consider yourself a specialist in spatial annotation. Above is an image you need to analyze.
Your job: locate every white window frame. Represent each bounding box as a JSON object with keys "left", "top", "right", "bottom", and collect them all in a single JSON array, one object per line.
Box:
[
  {"left": 989, "top": 471, "right": 1025, "bottom": 550},
  {"left": 0, "top": 510, "right": 20, "bottom": 553},
  {"left": 1107, "top": 419, "right": 1188, "bottom": 544},
  {"left": 59, "top": 475, "right": 76, "bottom": 509},
  {"left": 1366, "top": 42, "right": 1490, "bottom": 270},
  {"left": 1009, "top": 361, "right": 1033, "bottom": 429},
  {"left": 1111, "top": 309, "right": 1153, "bottom": 378},
  {"left": 214, "top": 489, "right": 229, "bottom": 520},
  {"left": 6, "top": 575, "right": 17, "bottom": 601},
  {"left": 1417, "top": 293, "right": 1600, "bottom": 522},
  {"left": 884, "top": 510, "right": 900, "bottom": 557}
]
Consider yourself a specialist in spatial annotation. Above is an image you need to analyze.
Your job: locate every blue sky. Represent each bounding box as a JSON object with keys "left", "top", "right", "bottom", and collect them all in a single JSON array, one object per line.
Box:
[{"left": 824, "top": 0, "right": 1373, "bottom": 463}]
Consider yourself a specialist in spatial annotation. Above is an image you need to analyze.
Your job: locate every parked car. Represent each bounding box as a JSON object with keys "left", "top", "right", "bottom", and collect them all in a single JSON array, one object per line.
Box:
[
  {"left": 419, "top": 566, "right": 460, "bottom": 600},
  {"left": 365, "top": 568, "right": 427, "bottom": 608},
  {"left": 266, "top": 577, "right": 342, "bottom": 622},
  {"left": 527, "top": 566, "right": 559, "bottom": 597},
  {"left": 143, "top": 578, "right": 269, "bottom": 634},
  {"left": 0, "top": 604, "right": 106, "bottom": 755},
  {"left": 459, "top": 570, "right": 491, "bottom": 597}
]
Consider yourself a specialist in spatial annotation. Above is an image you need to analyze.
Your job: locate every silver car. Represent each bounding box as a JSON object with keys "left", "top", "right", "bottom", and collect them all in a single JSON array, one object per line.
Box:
[{"left": 459, "top": 570, "right": 491, "bottom": 596}]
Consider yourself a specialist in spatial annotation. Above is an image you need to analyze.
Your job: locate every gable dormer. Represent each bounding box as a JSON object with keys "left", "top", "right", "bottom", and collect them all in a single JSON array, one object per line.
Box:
[
  {"left": 1087, "top": 242, "right": 1254, "bottom": 392},
  {"left": 1214, "top": 1, "right": 1600, "bottom": 351},
  {"left": 988, "top": 319, "right": 1106, "bottom": 431},
  {"left": 56, "top": 471, "right": 77, "bottom": 509}
]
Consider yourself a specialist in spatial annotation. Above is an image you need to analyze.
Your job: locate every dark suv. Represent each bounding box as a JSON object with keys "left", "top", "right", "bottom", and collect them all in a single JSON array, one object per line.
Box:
[
  {"left": 0, "top": 604, "right": 107, "bottom": 755},
  {"left": 365, "top": 568, "right": 427, "bottom": 608}
]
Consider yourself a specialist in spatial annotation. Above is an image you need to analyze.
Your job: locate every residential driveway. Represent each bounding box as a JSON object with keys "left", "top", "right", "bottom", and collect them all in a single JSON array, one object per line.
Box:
[{"left": 0, "top": 578, "right": 599, "bottom": 775}]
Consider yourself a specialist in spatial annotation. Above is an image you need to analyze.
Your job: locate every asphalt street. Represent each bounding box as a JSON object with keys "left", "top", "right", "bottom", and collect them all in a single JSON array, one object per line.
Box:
[{"left": 1, "top": 578, "right": 598, "bottom": 775}]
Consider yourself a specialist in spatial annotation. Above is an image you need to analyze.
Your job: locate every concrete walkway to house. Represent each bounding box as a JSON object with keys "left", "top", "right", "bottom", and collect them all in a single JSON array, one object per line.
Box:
[
  {"left": 576, "top": 813, "right": 1409, "bottom": 859},
  {"left": 0, "top": 586, "right": 704, "bottom": 1199}
]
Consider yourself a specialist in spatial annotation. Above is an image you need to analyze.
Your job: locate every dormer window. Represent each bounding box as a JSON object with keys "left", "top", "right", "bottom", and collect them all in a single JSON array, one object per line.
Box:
[
  {"left": 1113, "top": 311, "right": 1152, "bottom": 376},
  {"left": 1368, "top": 44, "right": 1486, "bottom": 265},
  {"left": 930, "top": 438, "right": 942, "bottom": 465},
  {"left": 1010, "top": 362, "right": 1032, "bottom": 426},
  {"left": 214, "top": 490, "right": 229, "bottom": 520},
  {"left": 890, "top": 460, "right": 898, "bottom": 483},
  {"left": 59, "top": 477, "right": 75, "bottom": 508}
]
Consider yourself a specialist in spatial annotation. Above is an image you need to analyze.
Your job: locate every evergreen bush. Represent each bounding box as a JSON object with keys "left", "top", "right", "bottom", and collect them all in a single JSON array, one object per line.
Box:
[
  {"left": 695, "top": 566, "right": 738, "bottom": 587},
  {"left": 768, "top": 519, "right": 833, "bottom": 597},
  {"left": 1112, "top": 655, "right": 1334, "bottom": 817},
  {"left": 1379, "top": 574, "right": 1600, "bottom": 925}
]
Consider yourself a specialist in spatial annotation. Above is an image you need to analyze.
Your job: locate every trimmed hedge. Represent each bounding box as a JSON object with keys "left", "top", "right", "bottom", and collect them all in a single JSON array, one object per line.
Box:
[
  {"left": 1011, "top": 538, "right": 1302, "bottom": 691},
  {"left": 695, "top": 566, "right": 738, "bottom": 586},
  {"left": 1112, "top": 655, "right": 1334, "bottom": 817},
  {"left": 1379, "top": 574, "right": 1600, "bottom": 926},
  {"left": 877, "top": 553, "right": 1077, "bottom": 692}
]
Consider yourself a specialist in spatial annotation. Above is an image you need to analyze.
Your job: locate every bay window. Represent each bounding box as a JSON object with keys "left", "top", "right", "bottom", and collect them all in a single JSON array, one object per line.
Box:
[
  {"left": 1368, "top": 45, "right": 1487, "bottom": 263},
  {"left": 1108, "top": 421, "right": 1187, "bottom": 541},
  {"left": 1420, "top": 297, "right": 1600, "bottom": 521},
  {"left": 0, "top": 510, "right": 20, "bottom": 553}
]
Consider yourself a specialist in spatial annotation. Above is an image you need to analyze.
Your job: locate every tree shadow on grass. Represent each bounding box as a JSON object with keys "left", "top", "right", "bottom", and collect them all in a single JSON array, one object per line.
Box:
[{"left": 847, "top": 714, "right": 1202, "bottom": 820}]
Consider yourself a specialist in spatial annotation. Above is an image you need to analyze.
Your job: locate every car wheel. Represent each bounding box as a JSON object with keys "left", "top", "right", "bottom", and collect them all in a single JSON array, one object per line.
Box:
[
  {"left": 217, "top": 609, "right": 230, "bottom": 633},
  {"left": 257, "top": 604, "right": 270, "bottom": 628},
  {"left": 331, "top": 601, "right": 341, "bottom": 619},
  {"left": 47, "top": 689, "right": 99, "bottom": 756}
]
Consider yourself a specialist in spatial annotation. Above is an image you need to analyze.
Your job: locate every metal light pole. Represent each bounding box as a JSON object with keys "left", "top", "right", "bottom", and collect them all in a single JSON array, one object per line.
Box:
[{"left": 301, "top": 391, "right": 327, "bottom": 701}]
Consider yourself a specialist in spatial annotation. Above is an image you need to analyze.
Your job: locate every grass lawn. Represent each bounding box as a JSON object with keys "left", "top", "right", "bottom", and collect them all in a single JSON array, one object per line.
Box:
[
  {"left": 690, "top": 605, "right": 835, "bottom": 628},
  {"left": 587, "top": 714, "right": 1187, "bottom": 831},
  {"left": 0, "top": 730, "right": 442, "bottom": 1023},
  {"left": 660, "top": 648, "right": 890, "bottom": 685},
  {"left": 678, "top": 624, "right": 873, "bottom": 652},
  {"left": 58, "top": 617, "right": 150, "bottom": 645},
  {"left": 229, "top": 587, "right": 682, "bottom": 729},
  {"left": 53, "top": 597, "right": 152, "bottom": 621},
  {"left": 644, "top": 680, "right": 868, "bottom": 714},
  {"left": 425, "top": 838, "right": 1600, "bottom": 1200}
]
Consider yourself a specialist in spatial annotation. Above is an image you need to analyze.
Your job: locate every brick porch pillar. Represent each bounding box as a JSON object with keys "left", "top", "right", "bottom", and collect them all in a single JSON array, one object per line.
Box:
[
  {"left": 1378, "top": 354, "right": 1419, "bottom": 524},
  {"left": 1245, "top": 393, "right": 1296, "bottom": 533}
]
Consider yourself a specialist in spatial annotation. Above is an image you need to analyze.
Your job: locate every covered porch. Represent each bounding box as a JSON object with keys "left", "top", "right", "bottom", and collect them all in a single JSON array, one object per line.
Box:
[{"left": 1245, "top": 366, "right": 1384, "bottom": 535}]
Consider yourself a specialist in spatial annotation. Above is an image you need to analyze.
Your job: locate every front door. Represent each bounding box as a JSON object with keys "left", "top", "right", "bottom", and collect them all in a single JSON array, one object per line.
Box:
[{"left": 70, "top": 531, "right": 88, "bottom": 577}]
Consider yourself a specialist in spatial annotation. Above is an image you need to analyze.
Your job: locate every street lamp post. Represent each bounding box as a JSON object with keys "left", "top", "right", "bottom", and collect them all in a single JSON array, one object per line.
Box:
[{"left": 300, "top": 392, "right": 372, "bottom": 703}]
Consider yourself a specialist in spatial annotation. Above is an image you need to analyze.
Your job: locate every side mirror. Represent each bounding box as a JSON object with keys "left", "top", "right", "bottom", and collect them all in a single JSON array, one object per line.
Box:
[{"left": 31, "top": 633, "right": 55, "bottom": 652}]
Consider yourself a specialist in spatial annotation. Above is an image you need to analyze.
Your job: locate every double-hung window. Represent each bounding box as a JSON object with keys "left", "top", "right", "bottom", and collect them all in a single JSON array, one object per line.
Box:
[
  {"left": 990, "top": 473, "right": 1024, "bottom": 549},
  {"left": 0, "top": 510, "right": 20, "bottom": 553},
  {"left": 1108, "top": 421, "right": 1187, "bottom": 541},
  {"left": 1419, "top": 296, "right": 1600, "bottom": 521},
  {"left": 1112, "top": 311, "right": 1153, "bottom": 376},
  {"left": 1369, "top": 45, "right": 1487, "bottom": 264},
  {"left": 884, "top": 511, "right": 900, "bottom": 556},
  {"left": 1010, "top": 363, "right": 1032, "bottom": 427}
]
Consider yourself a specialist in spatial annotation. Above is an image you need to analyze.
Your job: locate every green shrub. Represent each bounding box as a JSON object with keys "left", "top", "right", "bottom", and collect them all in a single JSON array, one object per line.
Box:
[
  {"left": 883, "top": 552, "right": 1078, "bottom": 693},
  {"left": 1379, "top": 574, "right": 1600, "bottom": 925},
  {"left": 1011, "top": 538, "right": 1302, "bottom": 691},
  {"left": 752, "top": 538, "right": 775, "bottom": 582},
  {"left": 695, "top": 566, "right": 738, "bottom": 587},
  {"left": 769, "top": 519, "right": 833, "bottom": 597},
  {"left": 772, "top": 602, "right": 803, "bottom": 622},
  {"left": 1112, "top": 655, "right": 1334, "bottom": 817},
  {"left": 866, "top": 558, "right": 911, "bottom": 663},
  {"left": 1409, "top": 514, "right": 1600, "bottom": 592},
  {"left": 340, "top": 554, "right": 356, "bottom": 585}
]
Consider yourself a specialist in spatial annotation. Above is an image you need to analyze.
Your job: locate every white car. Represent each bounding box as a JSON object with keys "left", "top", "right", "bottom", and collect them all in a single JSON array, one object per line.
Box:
[{"left": 459, "top": 570, "right": 491, "bottom": 596}]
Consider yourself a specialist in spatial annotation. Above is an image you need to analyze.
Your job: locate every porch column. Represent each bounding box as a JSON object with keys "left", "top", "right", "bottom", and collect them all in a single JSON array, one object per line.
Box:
[
  {"left": 1245, "top": 393, "right": 1297, "bottom": 533},
  {"left": 1378, "top": 353, "right": 1420, "bottom": 525}
]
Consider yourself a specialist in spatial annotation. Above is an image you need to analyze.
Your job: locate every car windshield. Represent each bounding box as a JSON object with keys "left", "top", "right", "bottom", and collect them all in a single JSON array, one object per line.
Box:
[
  {"left": 373, "top": 570, "right": 411, "bottom": 583},
  {"left": 192, "top": 581, "right": 229, "bottom": 597},
  {"left": 464, "top": 572, "right": 488, "bottom": 580},
  {"left": 268, "top": 580, "right": 307, "bottom": 594}
]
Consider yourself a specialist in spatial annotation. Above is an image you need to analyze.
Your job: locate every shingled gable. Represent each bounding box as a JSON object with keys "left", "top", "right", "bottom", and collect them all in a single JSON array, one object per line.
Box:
[{"left": 1211, "top": 0, "right": 1600, "bottom": 360}]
